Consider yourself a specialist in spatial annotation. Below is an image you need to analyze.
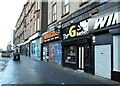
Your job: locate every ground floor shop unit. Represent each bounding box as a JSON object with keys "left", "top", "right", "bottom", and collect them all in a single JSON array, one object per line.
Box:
[
  {"left": 89, "top": 10, "right": 120, "bottom": 82},
  {"left": 25, "top": 43, "right": 30, "bottom": 57},
  {"left": 29, "top": 38, "right": 41, "bottom": 60},
  {"left": 41, "top": 30, "right": 62, "bottom": 64},
  {"left": 62, "top": 35, "right": 93, "bottom": 74},
  {"left": 61, "top": 12, "right": 93, "bottom": 74},
  {"left": 42, "top": 41, "right": 62, "bottom": 64},
  {"left": 91, "top": 30, "right": 120, "bottom": 82},
  {"left": 19, "top": 43, "right": 29, "bottom": 57},
  {"left": 15, "top": 41, "right": 29, "bottom": 57},
  {"left": 19, "top": 45, "right": 26, "bottom": 55},
  {"left": 92, "top": 33, "right": 113, "bottom": 79},
  {"left": 17, "top": 32, "right": 41, "bottom": 60},
  {"left": 27, "top": 32, "right": 41, "bottom": 60}
]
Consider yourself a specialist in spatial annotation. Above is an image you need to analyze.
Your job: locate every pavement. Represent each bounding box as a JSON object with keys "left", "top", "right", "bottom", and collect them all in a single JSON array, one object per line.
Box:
[
  {"left": 0, "top": 55, "right": 10, "bottom": 86},
  {"left": 0, "top": 55, "right": 119, "bottom": 86},
  {"left": 0, "top": 58, "right": 9, "bottom": 72}
]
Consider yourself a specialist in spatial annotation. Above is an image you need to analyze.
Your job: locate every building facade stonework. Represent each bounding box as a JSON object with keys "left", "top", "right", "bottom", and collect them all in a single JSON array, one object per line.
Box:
[{"left": 15, "top": 0, "right": 48, "bottom": 60}]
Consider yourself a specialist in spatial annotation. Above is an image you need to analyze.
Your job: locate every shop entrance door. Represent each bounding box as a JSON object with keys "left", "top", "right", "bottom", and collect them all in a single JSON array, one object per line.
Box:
[
  {"left": 78, "top": 47, "right": 84, "bottom": 70},
  {"left": 78, "top": 43, "right": 90, "bottom": 73},
  {"left": 84, "top": 43, "right": 90, "bottom": 73}
]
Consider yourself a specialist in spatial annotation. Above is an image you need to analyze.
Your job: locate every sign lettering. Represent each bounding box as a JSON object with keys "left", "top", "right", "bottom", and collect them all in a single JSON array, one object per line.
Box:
[
  {"left": 69, "top": 25, "right": 77, "bottom": 37},
  {"left": 42, "top": 32, "right": 59, "bottom": 43},
  {"left": 63, "top": 20, "right": 88, "bottom": 40},
  {"left": 94, "top": 12, "right": 119, "bottom": 30}
]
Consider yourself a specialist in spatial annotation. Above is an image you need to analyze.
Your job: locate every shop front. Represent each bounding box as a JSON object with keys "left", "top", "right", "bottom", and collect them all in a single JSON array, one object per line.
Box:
[
  {"left": 49, "top": 42, "right": 62, "bottom": 64},
  {"left": 20, "top": 44, "right": 26, "bottom": 55},
  {"left": 29, "top": 32, "right": 41, "bottom": 60},
  {"left": 89, "top": 2, "right": 120, "bottom": 81},
  {"left": 16, "top": 38, "right": 30, "bottom": 57},
  {"left": 22, "top": 40, "right": 30, "bottom": 57},
  {"left": 61, "top": 19, "right": 93, "bottom": 74},
  {"left": 30, "top": 38, "right": 40, "bottom": 60},
  {"left": 42, "top": 31, "right": 62, "bottom": 64},
  {"left": 25, "top": 43, "right": 29, "bottom": 57}
]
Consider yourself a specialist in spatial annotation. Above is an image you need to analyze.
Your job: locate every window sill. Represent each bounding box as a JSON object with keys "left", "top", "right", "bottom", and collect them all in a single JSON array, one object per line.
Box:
[
  {"left": 52, "top": 20, "right": 57, "bottom": 24},
  {"left": 61, "top": 12, "right": 69, "bottom": 18},
  {"left": 34, "top": 9, "right": 40, "bottom": 14},
  {"left": 79, "top": 2, "right": 88, "bottom": 7}
]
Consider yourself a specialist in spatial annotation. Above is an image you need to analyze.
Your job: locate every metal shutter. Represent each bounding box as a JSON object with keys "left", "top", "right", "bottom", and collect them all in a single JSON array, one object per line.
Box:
[{"left": 95, "top": 45, "right": 111, "bottom": 79}]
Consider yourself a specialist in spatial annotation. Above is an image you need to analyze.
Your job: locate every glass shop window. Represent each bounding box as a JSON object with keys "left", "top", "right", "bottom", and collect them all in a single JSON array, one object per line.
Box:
[{"left": 65, "top": 46, "right": 76, "bottom": 64}]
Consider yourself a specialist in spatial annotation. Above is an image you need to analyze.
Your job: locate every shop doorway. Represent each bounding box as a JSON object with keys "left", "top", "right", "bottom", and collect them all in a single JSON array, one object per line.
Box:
[{"left": 78, "top": 43, "right": 90, "bottom": 73}]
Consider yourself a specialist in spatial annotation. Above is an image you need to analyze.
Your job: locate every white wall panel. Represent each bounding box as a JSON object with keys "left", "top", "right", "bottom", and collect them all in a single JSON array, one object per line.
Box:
[{"left": 113, "top": 36, "right": 120, "bottom": 72}]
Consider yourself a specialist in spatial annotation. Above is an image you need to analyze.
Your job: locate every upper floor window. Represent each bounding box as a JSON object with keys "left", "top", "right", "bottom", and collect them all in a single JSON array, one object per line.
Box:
[
  {"left": 52, "top": 3, "right": 57, "bottom": 22},
  {"left": 37, "top": 0, "right": 41, "bottom": 10},
  {"left": 35, "top": 0, "right": 41, "bottom": 11},
  {"left": 62, "top": 0, "right": 69, "bottom": 16},
  {"left": 37, "top": 18, "right": 40, "bottom": 31},
  {"left": 30, "top": 9, "right": 33, "bottom": 20},
  {"left": 34, "top": 20, "right": 37, "bottom": 32}
]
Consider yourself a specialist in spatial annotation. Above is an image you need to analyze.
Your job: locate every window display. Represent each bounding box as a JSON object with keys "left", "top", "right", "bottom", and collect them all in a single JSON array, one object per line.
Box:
[
  {"left": 49, "top": 44, "right": 55, "bottom": 61},
  {"left": 65, "top": 46, "right": 76, "bottom": 64}
]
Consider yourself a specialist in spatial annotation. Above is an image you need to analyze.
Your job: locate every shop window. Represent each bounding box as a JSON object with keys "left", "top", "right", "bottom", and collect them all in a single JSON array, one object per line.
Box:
[
  {"left": 65, "top": 46, "right": 76, "bottom": 64},
  {"left": 31, "top": 41, "right": 36, "bottom": 55}
]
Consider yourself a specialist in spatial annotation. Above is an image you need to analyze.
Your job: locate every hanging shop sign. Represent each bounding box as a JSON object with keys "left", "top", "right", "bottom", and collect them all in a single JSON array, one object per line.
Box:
[
  {"left": 62, "top": 20, "right": 88, "bottom": 40},
  {"left": 42, "top": 32, "right": 60, "bottom": 43}
]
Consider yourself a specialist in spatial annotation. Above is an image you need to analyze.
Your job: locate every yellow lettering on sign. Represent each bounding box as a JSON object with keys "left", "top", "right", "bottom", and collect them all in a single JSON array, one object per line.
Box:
[{"left": 69, "top": 25, "right": 77, "bottom": 37}]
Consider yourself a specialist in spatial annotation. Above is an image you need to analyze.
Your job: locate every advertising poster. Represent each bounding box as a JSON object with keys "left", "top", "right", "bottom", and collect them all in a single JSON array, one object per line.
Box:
[
  {"left": 54, "top": 44, "right": 62, "bottom": 64},
  {"left": 49, "top": 44, "right": 55, "bottom": 62}
]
